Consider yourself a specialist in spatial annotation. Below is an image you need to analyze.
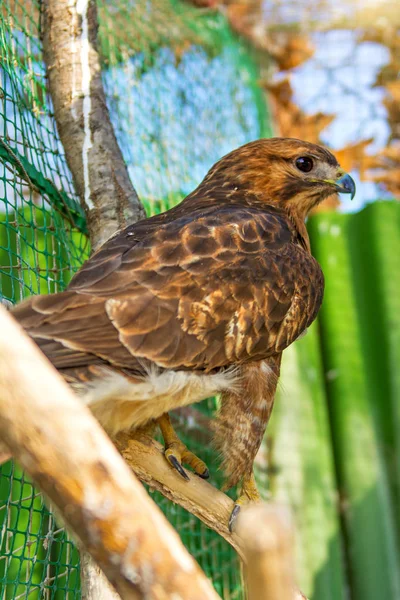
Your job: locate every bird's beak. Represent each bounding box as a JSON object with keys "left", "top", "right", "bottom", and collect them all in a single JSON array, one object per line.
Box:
[{"left": 334, "top": 172, "right": 356, "bottom": 200}]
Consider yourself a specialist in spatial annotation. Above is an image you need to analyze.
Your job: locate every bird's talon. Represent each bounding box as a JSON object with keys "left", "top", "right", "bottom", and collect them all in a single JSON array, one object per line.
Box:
[
  {"left": 229, "top": 504, "right": 241, "bottom": 532},
  {"left": 158, "top": 413, "right": 209, "bottom": 480},
  {"left": 166, "top": 453, "right": 190, "bottom": 480},
  {"left": 198, "top": 467, "right": 210, "bottom": 480},
  {"left": 228, "top": 472, "right": 261, "bottom": 531}
]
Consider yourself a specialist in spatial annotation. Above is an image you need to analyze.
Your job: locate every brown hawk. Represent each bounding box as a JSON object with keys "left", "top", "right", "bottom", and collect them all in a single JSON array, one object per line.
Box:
[{"left": 12, "top": 138, "right": 355, "bottom": 526}]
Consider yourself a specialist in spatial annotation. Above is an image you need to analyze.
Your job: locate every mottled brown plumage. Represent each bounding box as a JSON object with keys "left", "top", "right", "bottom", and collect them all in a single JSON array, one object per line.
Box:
[{"left": 12, "top": 138, "right": 355, "bottom": 501}]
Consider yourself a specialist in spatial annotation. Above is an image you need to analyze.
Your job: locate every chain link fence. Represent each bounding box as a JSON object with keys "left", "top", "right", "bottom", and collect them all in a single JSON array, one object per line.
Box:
[{"left": 0, "top": 0, "right": 399, "bottom": 599}]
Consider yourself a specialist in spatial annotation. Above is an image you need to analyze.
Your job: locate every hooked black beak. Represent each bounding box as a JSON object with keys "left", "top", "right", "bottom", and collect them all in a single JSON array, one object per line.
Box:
[{"left": 335, "top": 173, "right": 356, "bottom": 200}]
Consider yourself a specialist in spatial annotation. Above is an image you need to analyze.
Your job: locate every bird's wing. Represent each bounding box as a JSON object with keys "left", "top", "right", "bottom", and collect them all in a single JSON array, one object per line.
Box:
[{"left": 12, "top": 203, "right": 324, "bottom": 372}]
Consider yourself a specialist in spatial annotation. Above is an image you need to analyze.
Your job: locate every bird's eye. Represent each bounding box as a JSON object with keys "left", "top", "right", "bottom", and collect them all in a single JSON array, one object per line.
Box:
[{"left": 296, "top": 156, "right": 314, "bottom": 173}]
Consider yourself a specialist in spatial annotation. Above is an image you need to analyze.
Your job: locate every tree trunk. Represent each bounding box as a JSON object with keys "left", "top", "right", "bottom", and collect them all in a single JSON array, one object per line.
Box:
[{"left": 41, "top": 0, "right": 145, "bottom": 249}]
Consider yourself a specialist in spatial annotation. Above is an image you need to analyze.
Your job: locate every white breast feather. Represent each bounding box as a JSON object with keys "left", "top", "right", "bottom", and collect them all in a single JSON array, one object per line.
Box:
[{"left": 80, "top": 366, "right": 240, "bottom": 435}]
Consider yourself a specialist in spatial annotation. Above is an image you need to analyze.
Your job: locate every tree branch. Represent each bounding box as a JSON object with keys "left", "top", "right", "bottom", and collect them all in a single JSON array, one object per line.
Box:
[
  {"left": 0, "top": 305, "right": 220, "bottom": 600},
  {"left": 236, "top": 505, "right": 304, "bottom": 600},
  {"left": 80, "top": 553, "right": 121, "bottom": 600},
  {"left": 115, "top": 432, "right": 243, "bottom": 556},
  {"left": 41, "top": 0, "right": 145, "bottom": 249}
]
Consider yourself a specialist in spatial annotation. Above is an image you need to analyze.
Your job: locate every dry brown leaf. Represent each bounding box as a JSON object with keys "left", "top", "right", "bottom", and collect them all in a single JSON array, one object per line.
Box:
[
  {"left": 222, "top": 0, "right": 262, "bottom": 37},
  {"left": 334, "top": 139, "right": 374, "bottom": 176},
  {"left": 374, "top": 58, "right": 400, "bottom": 88},
  {"left": 264, "top": 78, "right": 294, "bottom": 106},
  {"left": 363, "top": 28, "right": 400, "bottom": 149},
  {"left": 184, "top": 0, "right": 221, "bottom": 7},
  {"left": 364, "top": 144, "right": 400, "bottom": 197},
  {"left": 222, "top": 1, "right": 314, "bottom": 69},
  {"left": 385, "top": 80, "right": 400, "bottom": 102},
  {"left": 383, "top": 97, "right": 400, "bottom": 142},
  {"left": 291, "top": 113, "right": 335, "bottom": 144},
  {"left": 268, "top": 32, "right": 314, "bottom": 71},
  {"left": 360, "top": 27, "right": 400, "bottom": 51},
  {"left": 369, "top": 170, "right": 400, "bottom": 196},
  {"left": 265, "top": 78, "right": 334, "bottom": 143}
]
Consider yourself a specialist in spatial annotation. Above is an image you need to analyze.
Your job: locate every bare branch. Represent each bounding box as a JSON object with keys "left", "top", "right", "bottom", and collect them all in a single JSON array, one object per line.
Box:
[
  {"left": 41, "top": 0, "right": 145, "bottom": 249},
  {"left": 115, "top": 432, "right": 243, "bottom": 556},
  {"left": 236, "top": 504, "right": 304, "bottom": 600},
  {"left": 0, "top": 305, "right": 220, "bottom": 600},
  {"left": 115, "top": 435, "right": 308, "bottom": 600},
  {"left": 81, "top": 554, "right": 121, "bottom": 600}
]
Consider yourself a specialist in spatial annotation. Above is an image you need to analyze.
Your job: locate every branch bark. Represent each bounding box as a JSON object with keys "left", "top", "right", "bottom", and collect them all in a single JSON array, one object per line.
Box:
[
  {"left": 81, "top": 553, "right": 121, "bottom": 600},
  {"left": 41, "top": 0, "right": 145, "bottom": 249},
  {"left": 0, "top": 305, "right": 220, "bottom": 600},
  {"left": 115, "top": 437, "right": 308, "bottom": 599},
  {"left": 236, "top": 505, "right": 302, "bottom": 600},
  {"left": 115, "top": 432, "right": 243, "bottom": 555}
]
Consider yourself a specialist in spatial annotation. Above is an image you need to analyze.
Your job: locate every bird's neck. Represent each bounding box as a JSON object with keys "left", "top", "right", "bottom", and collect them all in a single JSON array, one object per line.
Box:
[{"left": 286, "top": 208, "right": 311, "bottom": 253}]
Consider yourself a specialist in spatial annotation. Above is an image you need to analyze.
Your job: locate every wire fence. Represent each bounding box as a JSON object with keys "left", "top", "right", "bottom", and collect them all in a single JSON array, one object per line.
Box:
[
  {"left": 0, "top": 0, "right": 87, "bottom": 597},
  {"left": 0, "top": 0, "right": 399, "bottom": 599}
]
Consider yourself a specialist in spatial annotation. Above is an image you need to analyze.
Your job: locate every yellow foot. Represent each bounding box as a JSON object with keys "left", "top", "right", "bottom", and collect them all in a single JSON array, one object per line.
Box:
[
  {"left": 229, "top": 472, "right": 261, "bottom": 532},
  {"left": 157, "top": 413, "right": 209, "bottom": 481}
]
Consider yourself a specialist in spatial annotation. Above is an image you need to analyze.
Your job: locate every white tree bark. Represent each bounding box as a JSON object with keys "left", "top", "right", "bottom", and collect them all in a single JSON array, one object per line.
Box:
[{"left": 41, "top": 0, "right": 145, "bottom": 249}]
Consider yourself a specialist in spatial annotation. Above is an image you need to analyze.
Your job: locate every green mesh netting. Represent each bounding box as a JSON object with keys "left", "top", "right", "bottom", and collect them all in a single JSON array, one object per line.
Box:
[
  {"left": 0, "top": 1, "right": 272, "bottom": 598},
  {"left": 0, "top": 0, "right": 88, "bottom": 597}
]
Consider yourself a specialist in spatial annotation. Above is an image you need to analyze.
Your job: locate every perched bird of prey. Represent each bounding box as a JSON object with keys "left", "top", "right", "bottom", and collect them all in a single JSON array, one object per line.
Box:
[{"left": 12, "top": 138, "right": 355, "bottom": 525}]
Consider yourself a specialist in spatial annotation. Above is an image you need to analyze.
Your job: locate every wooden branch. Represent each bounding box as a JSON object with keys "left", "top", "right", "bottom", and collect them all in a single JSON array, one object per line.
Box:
[
  {"left": 81, "top": 554, "right": 121, "bottom": 600},
  {"left": 115, "top": 437, "right": 309, "bottom": 600},
  {"left": 41, "top": 0, "right": 145, "bottom": 249},
  {"left": 115, "top": 433, "right": 243, "bottom": 556},
  {"left": 236, "top": 504, "right": 302, "bottom": 600},
  {"left": 0, "top": 305, "right": 220, "bottom": 600}
]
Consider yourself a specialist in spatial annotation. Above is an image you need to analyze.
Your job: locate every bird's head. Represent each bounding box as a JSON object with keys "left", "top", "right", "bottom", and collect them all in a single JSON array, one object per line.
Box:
[{"left": 200, "top": 138, "right": 355, "bottom": 219}]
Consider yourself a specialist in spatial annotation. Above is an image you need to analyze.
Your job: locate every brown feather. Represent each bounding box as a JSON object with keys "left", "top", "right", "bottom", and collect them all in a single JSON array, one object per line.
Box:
[{"left": 214, "top": 356, "right": 282, "bottom": 489}]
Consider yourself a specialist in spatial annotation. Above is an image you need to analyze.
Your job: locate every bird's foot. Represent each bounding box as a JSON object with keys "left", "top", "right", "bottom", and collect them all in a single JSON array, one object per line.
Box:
[
  {"left": 157, "top": 413, "right": 209, "bottom": 481},
  {"left": 229, "top": 472, "right": 261, "bottom": 532}
]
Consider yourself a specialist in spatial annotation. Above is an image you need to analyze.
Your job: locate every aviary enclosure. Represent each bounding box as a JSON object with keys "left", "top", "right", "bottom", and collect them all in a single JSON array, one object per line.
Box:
[{"left": 0, "top": 0, "right": 399, "bottom": 598}]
